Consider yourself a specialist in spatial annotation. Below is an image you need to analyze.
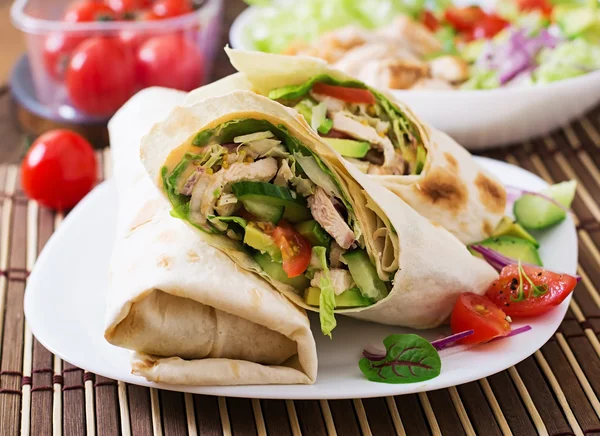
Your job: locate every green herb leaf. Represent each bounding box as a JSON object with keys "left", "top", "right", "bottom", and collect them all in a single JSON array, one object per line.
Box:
[{"left": 359, "top": 334, "right": 441, "bottom": 384}]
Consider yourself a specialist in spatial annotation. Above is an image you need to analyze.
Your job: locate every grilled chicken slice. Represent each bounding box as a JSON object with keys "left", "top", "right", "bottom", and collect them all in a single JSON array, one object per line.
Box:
[
  {"left": 311, "top": 269, "right": 355, "bottom": 295},
  {"left": 308, "top": 187, "right": 355, "bottom": 249},
  {"left": 360, "top": 57, "right": 430, "bottom": 90},
  {"left": 377, "top": 16, "right": 441, "bottom": 56},
  {"left": 285, "top": 26, "right": 372, "bottom": 63},
  {"left": 429, "top": 55, "right": 470, "bottom": 84},
  {"left": 331, "top": 112, "right": 396, "bottom": 166},
  {"left": 198, "top": 158, "right": 278, "bottom": 218}
]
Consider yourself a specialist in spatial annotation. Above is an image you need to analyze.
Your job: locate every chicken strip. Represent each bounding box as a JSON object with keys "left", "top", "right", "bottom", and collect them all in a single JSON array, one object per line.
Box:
[
  {"left": 311, "top": 269, "right": 355, "bottom": 296},
  {"left": 429, "top": 56, "right": 470, "bottom": 84},
  {"left": 308, "top": 187, "right": 355, "bottom": 249},
  {"left": 377, "top": 16, "right": 441, "bottom": 56},
  {"left": 199, "top": 158, "right": 278, "bottom": 218}
]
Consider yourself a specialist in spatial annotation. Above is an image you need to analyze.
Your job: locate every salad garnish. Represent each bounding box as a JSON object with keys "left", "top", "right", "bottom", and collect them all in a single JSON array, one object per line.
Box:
[{"left": 359, "top": 334, "right": 442, "bottom": 384}]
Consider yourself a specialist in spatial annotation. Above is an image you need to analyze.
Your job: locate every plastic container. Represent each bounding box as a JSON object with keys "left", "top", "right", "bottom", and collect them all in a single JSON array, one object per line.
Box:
[{"left": 11, "top": 0, "right": 223, "bottom": 122}]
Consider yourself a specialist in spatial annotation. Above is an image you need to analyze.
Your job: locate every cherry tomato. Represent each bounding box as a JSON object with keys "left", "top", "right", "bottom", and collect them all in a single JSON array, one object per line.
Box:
[
  {"left": 66, "top": 37, "right": 137, "bottom": 116},
  {"left": 486, "top": 264, "right": 577, "bottom": 317},
  {"left": 43, "top": 34, "right": 83, "bottom": 81},
  {"left": 444, "top": 6, "right": 485, "bottom": 33},
  {"left": 311, "top": 83, "right": 376, "bottom": 104},
  {"left": 119, "top": 29, "right": 150, "bottom": 52},
  {"left": 421, "top": 10, "right": 440, "bottom": 32},
  {"left": 470, "top": 14, "right": 509, "bottom": 40},
  {"left": 63, "top": 0, "right": 116, "bottom": 22},
  {"left": 137, "top": 34, "right": 204, "bottom": 91},
  {"left": 137, "top": 9, "right": 160, "bottom": 20},
  {"left": 516, "top": 0, "right": 552, "bottom": 16},
  {"left": 106, "top": 0, "right": 152, "bottom": 15},
  {"left": 272, "top": 221, "right": 312, "bottom": 278},
  {"left": 451, "top": 293, "right": 511, "bottom": 345},
  {"left": 21, "top": 130, "right": 97, "bottom": 210},
  {"left": 152, "top": 0, "right": 192, "bottom": 19}
]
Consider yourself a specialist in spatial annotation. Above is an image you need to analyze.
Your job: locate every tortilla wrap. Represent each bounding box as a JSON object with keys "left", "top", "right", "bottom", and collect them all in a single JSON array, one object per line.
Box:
[
  {"left": 141, "top": 90, "right": 497, "bottom": 329},
  {"left": 104, "top": 87, "right": 317, "bottom": 385},
  {"left": 184, "top": 48, "right": 506, "bottom": 245}
]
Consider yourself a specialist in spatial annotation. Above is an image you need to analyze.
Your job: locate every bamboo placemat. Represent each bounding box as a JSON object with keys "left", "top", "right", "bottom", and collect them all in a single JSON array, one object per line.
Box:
[{"left": 2, "top": 107, "right": 600, "bottom": 436}]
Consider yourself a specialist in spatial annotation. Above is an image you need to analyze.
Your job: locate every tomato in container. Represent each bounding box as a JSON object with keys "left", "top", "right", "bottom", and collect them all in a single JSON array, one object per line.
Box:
[{"left": 11, "top": 0, "right": 222, "bottom": 120}]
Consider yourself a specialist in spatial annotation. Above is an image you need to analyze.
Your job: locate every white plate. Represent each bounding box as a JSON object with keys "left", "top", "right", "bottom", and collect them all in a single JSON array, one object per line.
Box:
[
  {"left": 24, "top": 158, "right": 577, "bottom": 399},
  {"left": 229, "top": 5, "right": 600, "bottom": 150}
]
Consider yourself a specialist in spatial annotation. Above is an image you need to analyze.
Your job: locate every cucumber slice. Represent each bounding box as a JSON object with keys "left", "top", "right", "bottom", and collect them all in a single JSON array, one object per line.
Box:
[
  {"left": 253, "top": 252, "right": 309, "bottom": 290},
  {"left": 322, "top": 138, "right": 370, "bottom": 158},
  {"left": 513, "top": 180, "right": 576, "bottom": 230},
  {"left": 304, "top": 287, "right": 372, "bottom": 308},
  {"left": 469, "top": 236, "right": 542, "bottom": 266},
  {"left": 295, "top": 220, "right": 331, "bottom": 247},
  {"left": 242, "top": 200, "right": 284, "bottom": 224},
  {"left": 232, "top": 181, "right": 312, "bottom": 223}
]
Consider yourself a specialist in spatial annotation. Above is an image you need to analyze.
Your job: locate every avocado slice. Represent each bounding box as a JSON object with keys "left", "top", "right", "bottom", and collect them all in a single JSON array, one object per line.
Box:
[
  {"left": 342, "top": 249, "right": 389, "bottom": 301},
  {"left": 469, "top": 236, "right": 542, "bottom": 266},
  {"left": 493, "top": 217, "right": 539, "bottom": 248},
  {"left": 295, "top": 220, "right": 331, "bottom": 248},
  {"left": 322, "top": 138, "right": 370, "bottom": 159},
  {"left": 413, "top": 145, "right": 427, "bottom": 175},
  {"left": 304, "top": 287, "right": 372, "bottom": 308},
  {"left": 253, "top": 252, "right": 310, "bottom": 290},
  {"left": 293, "top": 101, "right": 313, "bottom": 125},
  {"left": 244, "top": 224, "right": 281, "bottom": 261}
]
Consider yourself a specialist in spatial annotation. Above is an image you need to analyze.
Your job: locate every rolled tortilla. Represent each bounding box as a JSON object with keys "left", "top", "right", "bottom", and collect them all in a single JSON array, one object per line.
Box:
[
  {"left": 141, "top": 90, "right": 497, "bottom": 332},
  {"left": 185, "top": 48, "right": 506, "bottom": 245},
  {"left": 104, "top": 87, "right": 317, "bottom": 385}
]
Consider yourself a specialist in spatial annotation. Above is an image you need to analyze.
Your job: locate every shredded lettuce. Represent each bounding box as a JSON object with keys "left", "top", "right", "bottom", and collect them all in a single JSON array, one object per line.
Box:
[
  {"left": 461, "top": 69, "right": 500, "bottom": 90},
  {"left": 312, "top": 246, "right": 337, "bottom": 337},
  {"left": 244, "top": 0, "right": 436, "bottom": 54},
  {"left": 534, "top": 38, "right": 600, "bottom": 83}
]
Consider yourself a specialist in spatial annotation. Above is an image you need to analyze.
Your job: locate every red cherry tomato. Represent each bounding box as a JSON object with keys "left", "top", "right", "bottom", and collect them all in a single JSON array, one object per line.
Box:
[
  {"left": 470, "top": 14, "right": 509, "bottom": 40},
  {"left": 43, "top": 34, "right": 83, "bottom": 81},
  {"left": 421, "top": 10, "right": 440, "bottom": 32},
  {"left": 444, "top": 6, "right": 485, "bottom": 33},
  {"left": 451, "top": 293, "right": 511, "bottom": 345},
  {"left": 137, "top": 34, "right": 204, "bottom": 91},
  {"left": 106, "top": 0, "right": 152, "bottom": 15},
  {"left": 272, "top": 221, "right": 312, "bottom": 278},
  {"left": 152, "top": 0, "right": 193, "bottom": 19},
  {"left": 311, "top": 83, "right": 376, "bottom": 104},
  {"left": 486, "top": 264, "right": 577, "bottom": 317},
  {"left": 137, "top": 9, "right": 160, "bottom": 20},
  {"left": 63, "top": 0, "right": 116, "bottom": 22},
  {"left": 516, "top": 0, "right": 553, "bottom": 15},
  {"left": 66, "top": 37, "right": 137, "bottom": 116},
  {"left": 21, "top": 130, "right": 97, "bottom": 210}
]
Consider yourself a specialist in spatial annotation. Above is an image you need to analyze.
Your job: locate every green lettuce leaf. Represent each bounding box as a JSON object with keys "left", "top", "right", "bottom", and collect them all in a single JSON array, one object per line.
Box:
[
  {"left": 534, "top": 38, "right": 600, "bottom": 84},
  {"left": 313, "top": 246, "right": 337, "bottom": 337}
]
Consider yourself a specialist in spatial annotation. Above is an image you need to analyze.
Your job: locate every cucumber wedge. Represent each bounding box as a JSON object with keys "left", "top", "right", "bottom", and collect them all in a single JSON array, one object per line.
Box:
[
  {"left": 469, "top": 236, "right": 542, "bottom": 266},
  {"left": 253, "top": 252, "right": 309, "bottom": 290},
  {"left": 304, "top": 287, "right": 372, "bottom": 308},
  {"left": 242, "top": 201, "right": 284, "bottom": 224},
  {"left": 513, "top": 180, "right": 576, "bottom": 230},
  {"left": 232, "top": 181, "right": 312, "bottom": 223}
]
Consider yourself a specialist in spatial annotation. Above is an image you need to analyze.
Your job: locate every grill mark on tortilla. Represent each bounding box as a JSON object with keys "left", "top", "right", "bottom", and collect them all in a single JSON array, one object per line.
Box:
[
  {"left": 483, "top": 219, "right": 494, "bottom": 236},
  {"left": 187, "top": 249, "right": 200, "bottom": 262},
  {"left": 444, "top": 152, "right": 459, "bottom": 173},
  {"left": 157, "top": 255, "right": 172, "bottom": 270},
  {"left": 475, "top": 172, "right": 506, "bottom": 214},
  {"left": 416, "top": 168, "right": 468, "bottom": 213}
]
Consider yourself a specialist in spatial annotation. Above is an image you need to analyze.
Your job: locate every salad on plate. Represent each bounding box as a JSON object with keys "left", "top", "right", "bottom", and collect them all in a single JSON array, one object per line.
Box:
[{"left": 243, "top": 0, "right": 600, "bottom": 90}]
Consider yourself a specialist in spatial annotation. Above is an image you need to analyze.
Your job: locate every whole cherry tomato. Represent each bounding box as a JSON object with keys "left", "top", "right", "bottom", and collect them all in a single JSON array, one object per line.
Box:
[
  {"left": 106, "top": 0, "right": 152, "bottom": 15},
  {"left": 63, "top": 0, "right": 116, "bottom": 22},
  {"left": 136, "top": 34, "right": 204, "bottom": 91},
  {"left": 43, "top": 33, "right": 83, "bottom": 81},
  {"left": 152, "top": 0, "right": 193, "bottom": 19},
  {"left": 451, "top": 293, "right": 511, "bottom": 345},
  {"left": 66, "top": 37, "right": 137, "bottom": 115},
  {"left": 486, "top": 264, "right": 577, "bottom": 317},
  {"left": 21, "top": 130, "right": 97, "bottom": 210},
  {"left": 470, "top": 14, "right": 509, "bottom": 40}
]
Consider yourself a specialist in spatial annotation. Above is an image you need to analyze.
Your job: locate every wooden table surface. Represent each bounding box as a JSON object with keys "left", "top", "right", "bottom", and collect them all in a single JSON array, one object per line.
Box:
[{"left": 0, "top": 0, "right": 245, "bottom": 164}]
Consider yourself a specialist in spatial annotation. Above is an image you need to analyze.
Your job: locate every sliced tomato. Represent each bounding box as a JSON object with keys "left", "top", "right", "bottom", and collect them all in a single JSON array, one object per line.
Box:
[
  {"left": 421, "top": 10, "right": 440, "bottom": 32},
  {"left": 486, "top": 265, "right": 577, "bottom": 317},
  {"left": 312, "top": 82, "right": 376, "bottom": 104},
  {"left": 272, "top": 221, "right": 312, "bottom": 278},
  {"left": 451, "top": 293, "right": 511, "bottom": 345},
  {"left": 470, "top": 14, "right": 509, "bottom": 40},
  {"left": 516, "top": 0, "right": 552, "bottom": 16},
  {"left": 444, "top": 6, "right": 485, "bottom": 33}
]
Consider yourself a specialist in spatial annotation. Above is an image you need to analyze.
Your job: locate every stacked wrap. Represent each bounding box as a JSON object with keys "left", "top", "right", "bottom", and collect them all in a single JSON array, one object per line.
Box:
[{"left": 104, "top": 88, "right": 317, "bottom": 385}]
